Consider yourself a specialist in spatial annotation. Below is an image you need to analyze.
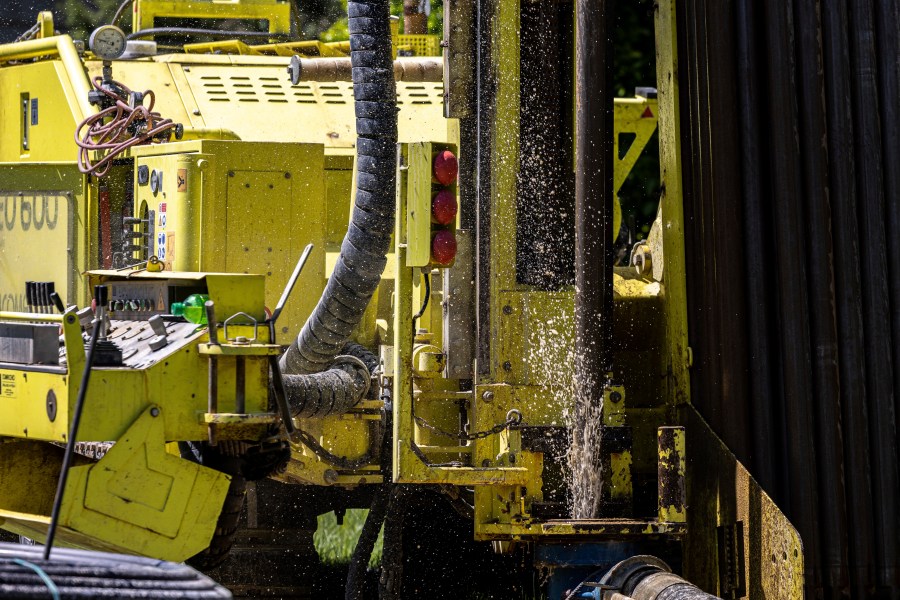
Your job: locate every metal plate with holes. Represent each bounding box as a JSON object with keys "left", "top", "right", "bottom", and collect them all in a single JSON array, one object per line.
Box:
[{"left": 91, "top": 319, "right": 205, "bottom": 369}]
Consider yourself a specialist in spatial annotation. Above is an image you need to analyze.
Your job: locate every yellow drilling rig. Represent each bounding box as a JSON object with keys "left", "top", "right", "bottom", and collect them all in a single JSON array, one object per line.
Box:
[{"left": 0, "top": 0, "right": 803, "bottom": 598}]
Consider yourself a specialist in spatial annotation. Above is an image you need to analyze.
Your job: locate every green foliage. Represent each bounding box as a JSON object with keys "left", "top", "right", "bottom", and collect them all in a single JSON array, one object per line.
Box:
[
  {"left": 320, "top": 0, "right": 443, "bottom": 42},
  {"left": 314, "top": 509, "right": 383, "bottom": 567},
  {"left": 612, "top": 0, "right": 660, "bottom": 241},
  {"left": 54, "top": 0, "right": 122, "bottom": 41}
]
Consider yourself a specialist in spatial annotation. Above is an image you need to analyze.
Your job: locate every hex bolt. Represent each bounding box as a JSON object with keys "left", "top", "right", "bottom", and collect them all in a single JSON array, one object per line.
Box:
[
  {"left": 503, "top": 361, "right": 512, "bottom": 372},
  {"left": 324, "top": 469, "right": 339, "bottom": 484},
  {"left": 609, "top": 391, "right": 622, "bottom": 403},
  {"left": 502, "top": 305, "right": 513, "bottom": 315},
  {"left": 150, "top": 407, "right": 160, "bottom": 417},
  {"left": 482, "top": 390, "right": 495, "bottom": 403}
]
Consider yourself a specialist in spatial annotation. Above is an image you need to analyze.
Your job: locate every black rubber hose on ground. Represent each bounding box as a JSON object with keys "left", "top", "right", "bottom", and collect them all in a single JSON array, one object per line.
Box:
[
  {"left": 345, "top": 484, "right": 392, "bottom": 600},
  {"left": 378, "top": 486, "right": 413, "bottom": 600},
  {"left": 0, "top": 543, "right": 231, "bottom": 599},
  {"left": 281, "top": 0, "right": 397, "bottom": 379}
]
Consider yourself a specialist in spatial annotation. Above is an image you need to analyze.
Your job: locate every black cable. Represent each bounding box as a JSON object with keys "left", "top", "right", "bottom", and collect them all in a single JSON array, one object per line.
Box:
[
  {"left": 379, "top": 486, "right": 413, "bottom": 600},
  {"left": 411, "top": 271, "right": 430, "bottom": 332},
  {"left": 345, "top": 484, "right": 392, "bottom": 600},
  {"left": 44, "top": 314, "right": 102, "bottom": 560},
  {"left": 111, "top": 0, "right": 134, "bottom": 26}
]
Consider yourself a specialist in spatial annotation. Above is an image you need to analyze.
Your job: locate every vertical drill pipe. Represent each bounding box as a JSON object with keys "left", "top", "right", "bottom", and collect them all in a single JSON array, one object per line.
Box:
[
  {"left": 793, "top": 0, "right": 849, "bottom": 593},
  {"left": 821, "top": 0, "right": 875, "bottom": 594},
  {"left": 44, "top": 317, "right": 102, "bottom": 560},
  {"left": 760, "top": 0, "right": 822, "bottom": 591},
  {"left": 574, "top": 0, "right": 614, "bottom": 405},
  {"left": 847, "top": 0, "right": 900, "bottom": 591},
  {"left": 657, "top": 427, "right": 686, "bottom": 523}
]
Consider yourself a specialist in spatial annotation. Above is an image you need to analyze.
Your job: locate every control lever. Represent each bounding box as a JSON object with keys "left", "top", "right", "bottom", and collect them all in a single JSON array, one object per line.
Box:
[
  {"left": 264, "top": 244, "right": 313, "bottom": 436},
  {"left": 44, "top": 282, "right": 56, "bottom": 313},
  {"left": 50, "top": 291, "right": 66, "bottom": 314},
  {"left": 268, "top": 243, "right": 314, "bottom": 336},
  {"left": 89, "top": 285, "right": 123, "bottom": 366},
  {"left": 147, "top": 315, "right": 169, "bottom": 351}
]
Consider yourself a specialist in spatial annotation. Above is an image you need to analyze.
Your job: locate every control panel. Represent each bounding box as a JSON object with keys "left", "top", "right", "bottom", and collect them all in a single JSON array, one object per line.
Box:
[{"left": 106, "top": 280, "right": 206, "bottom": 320}]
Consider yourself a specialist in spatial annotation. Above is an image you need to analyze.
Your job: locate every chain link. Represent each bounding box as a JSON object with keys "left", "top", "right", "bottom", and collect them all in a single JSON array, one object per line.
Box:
[{"left": 413, "top": 408, "right": 523, "bottom": 441}]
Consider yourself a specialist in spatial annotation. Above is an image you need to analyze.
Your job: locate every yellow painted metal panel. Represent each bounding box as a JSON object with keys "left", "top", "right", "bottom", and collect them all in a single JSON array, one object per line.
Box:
[
  {"left": 0, "top": 61, "right": 82, "bottom": 163},
  {"left": 0, "top": 165, "right": 86, "bottom": 311},
  {"left": 0, "top": 408, "right": 231, "bottom": 562},
  {"left": 130, "top": 140, "right": 325, "bottom": 342},
  {"left": 135, "top": 0, "right": 291, "bottom": 34},
  {"left": 405, "top": 142, "right": 433, "bottom": 267},
  {"left": 655, "top": 0, "right": 692, "bottom": 406},
  {"left": 64, "top": 407, "right": 228, "bottom": 560}
]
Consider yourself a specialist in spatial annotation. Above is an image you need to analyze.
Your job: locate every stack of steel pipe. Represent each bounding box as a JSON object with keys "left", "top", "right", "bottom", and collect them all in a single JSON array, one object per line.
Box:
[{"left": 677, "top": 0, "right": 900, "bottom": 596}]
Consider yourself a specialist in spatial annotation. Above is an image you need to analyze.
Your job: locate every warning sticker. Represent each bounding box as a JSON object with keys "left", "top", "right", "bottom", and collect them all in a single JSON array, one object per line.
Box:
[
  {"left": 165, "top": 232, "right": 176, "bottom": 271},
  {"left": 177, "top": 169, "right": 187, "bottom": 192},
  {"left": 1, "top": 373, "right": 17, "bottom": 398},
  {"left": 158, "top": 203, "right": 167, "bottom": 230}
]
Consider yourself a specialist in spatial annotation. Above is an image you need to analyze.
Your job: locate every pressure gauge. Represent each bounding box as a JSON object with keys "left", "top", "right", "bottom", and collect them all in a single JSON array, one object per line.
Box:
[{"left": 89, "top": 25, "right": 127, "bottom": 60}]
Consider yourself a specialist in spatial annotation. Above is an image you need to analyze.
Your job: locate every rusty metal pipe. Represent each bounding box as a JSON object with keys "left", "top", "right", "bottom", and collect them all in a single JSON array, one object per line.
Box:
[{"left": 288, "top": 57, "right": 443, "bottom": 83}]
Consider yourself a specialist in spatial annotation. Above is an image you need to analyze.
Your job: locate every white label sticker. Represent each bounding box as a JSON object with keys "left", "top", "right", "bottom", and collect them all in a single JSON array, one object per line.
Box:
[{"left": 1, "top": 373, "right": 17, "bottom": 398}]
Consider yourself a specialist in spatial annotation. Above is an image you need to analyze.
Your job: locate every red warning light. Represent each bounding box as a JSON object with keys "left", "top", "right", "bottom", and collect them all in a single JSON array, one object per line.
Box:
[
  {"left": 431, "top": 189, "right": 458, "bottom": 225},
  {"left": 431, "top": 230, "right": 457, "bottom": 265},
  {"left": 432, "top": 150, "right": 459, "bottom": 185}
]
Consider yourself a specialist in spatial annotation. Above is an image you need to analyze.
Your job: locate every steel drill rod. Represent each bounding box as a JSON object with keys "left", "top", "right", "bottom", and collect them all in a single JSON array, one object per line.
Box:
[{"left": 574, "top": 0, "right": 614, "bottom": 405}]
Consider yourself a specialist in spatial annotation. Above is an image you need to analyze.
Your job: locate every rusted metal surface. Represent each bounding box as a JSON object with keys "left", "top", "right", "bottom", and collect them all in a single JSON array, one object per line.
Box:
[
  {"left": 657, "top": 427, "right": 685, "bottom": 524},
  {"left": 679, "top": 404, "right": 802, "bottom": 599}
]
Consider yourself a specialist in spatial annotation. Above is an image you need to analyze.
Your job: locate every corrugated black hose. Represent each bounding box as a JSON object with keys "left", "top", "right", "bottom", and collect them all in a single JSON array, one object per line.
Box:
[
  {"left": 279, "top": 0, "right": 396, "bottom": 417},
  {"left": 280, "top": 0, "right": 397, "bottom": 392}
]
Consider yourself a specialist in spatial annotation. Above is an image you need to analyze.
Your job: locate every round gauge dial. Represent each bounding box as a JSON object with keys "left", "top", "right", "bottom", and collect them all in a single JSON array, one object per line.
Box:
[{"left": 89, "top": 25, "right": 127, "bottom": 60}]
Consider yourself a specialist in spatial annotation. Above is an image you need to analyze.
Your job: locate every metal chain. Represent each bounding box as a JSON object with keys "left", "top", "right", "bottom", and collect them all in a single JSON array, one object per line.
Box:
[{"left": 413, "top": 408, "right": 523, "bottom": 441}]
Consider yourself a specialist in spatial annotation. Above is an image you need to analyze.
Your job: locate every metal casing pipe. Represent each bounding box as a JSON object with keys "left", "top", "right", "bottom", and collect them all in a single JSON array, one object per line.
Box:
[{"left": 574, "top": 0, "right": 614, "bottom": 393}]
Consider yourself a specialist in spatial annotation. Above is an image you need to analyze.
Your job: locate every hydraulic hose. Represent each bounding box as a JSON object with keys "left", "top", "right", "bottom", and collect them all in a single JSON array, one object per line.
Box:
[
  {"left": 345, "top": 484, "right": 392, "bottom": 600},
  {"left": 0, "top": 543, "right": 231, "bottom": 599},
  {"left": 283, "top": 354, "right": 370, "bottom": 418},
  {"left": 591, "top": 555, "right": 723, "bottom": 600},
  {"left": 281, "top": 0, "right": 397, "bottom": 378}
]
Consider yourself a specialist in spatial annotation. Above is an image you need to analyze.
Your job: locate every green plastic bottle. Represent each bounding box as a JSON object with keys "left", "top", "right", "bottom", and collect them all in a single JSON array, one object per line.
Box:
[{"left": 170, "top": 294, "right": 210, "bottom": 324}]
